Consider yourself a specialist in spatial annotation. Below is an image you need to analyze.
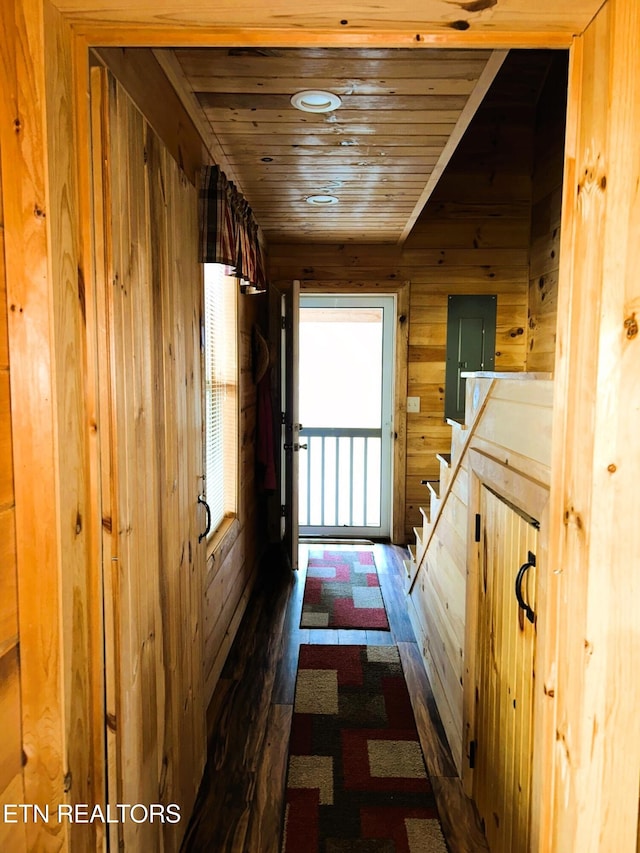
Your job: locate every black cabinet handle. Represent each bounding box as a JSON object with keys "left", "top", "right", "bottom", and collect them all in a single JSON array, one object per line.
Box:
[
  {"left": 198, "top": 494, "right": 211, "bottom": 543},
  {"left": 515, "top": 550, "right": 536, "bottom": 623}
]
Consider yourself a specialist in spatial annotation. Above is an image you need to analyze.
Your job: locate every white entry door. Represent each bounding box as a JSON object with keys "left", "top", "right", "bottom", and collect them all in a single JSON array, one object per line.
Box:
[{"left": 298, "top": 295, "right": 395, "bottom": 539}]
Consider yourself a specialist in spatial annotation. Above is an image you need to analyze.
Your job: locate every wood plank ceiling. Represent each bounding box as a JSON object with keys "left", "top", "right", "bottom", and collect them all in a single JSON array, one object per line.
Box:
[{"left": 161, "top": 47, "right": 506, "bottom": 243}]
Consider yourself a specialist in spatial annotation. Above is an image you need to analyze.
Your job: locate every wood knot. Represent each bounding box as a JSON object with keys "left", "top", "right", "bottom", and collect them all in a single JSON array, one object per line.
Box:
[
  {"left": 607, "top": 463, "right": 617, "bottom": 473},
  {"left": 13, "top": 117, "right": 21, "bottom": 133},
  {"left": 34, "top": 205, "right": 46, "bottom": 220},
  {"left": 64, "top": 771, "right": 73, "bottom": 793},
  {"left": 450, "top": 19, "right": 471, "bottom": 29},
  {"left": 624, "top": 313, "right": 638, "bottom": 339}
]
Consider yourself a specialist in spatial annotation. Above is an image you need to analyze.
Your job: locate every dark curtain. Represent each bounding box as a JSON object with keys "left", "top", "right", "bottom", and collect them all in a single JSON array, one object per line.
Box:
[{"left": 199, "top": 165, "right": 267, "bottom": 291}]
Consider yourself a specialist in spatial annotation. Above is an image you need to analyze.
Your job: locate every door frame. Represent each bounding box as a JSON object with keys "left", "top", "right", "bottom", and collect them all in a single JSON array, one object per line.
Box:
[
  {"left": 300, "top": 283, "right": 409, "bottom": 544},
  {"left": 464, "top": 447, "right": 550, "bottom": 852},
  {"left": 298, "top": 293, "right": 395, "bottom": 540}
]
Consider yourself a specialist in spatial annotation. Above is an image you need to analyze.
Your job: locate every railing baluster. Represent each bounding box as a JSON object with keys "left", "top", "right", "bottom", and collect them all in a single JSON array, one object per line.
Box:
[
  {"left": 335, "top": 438, "right": 340, "bottom": 526},
  {"left": 321, "top": 435, "right": 325, "bottom": 527},
  {"left": 306, "top": 436, "right": 312, "bottom": 526},
  {"left": 349, "top": 436, "right": 354, "bottom": 527},
  {"left": 363, "top": 436, "right": 368, "bottom": 526}
]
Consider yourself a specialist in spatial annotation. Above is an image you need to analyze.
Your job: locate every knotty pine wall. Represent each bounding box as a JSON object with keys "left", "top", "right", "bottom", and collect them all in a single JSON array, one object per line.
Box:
[
  {"left": 203, "top": 290, "right": 270, "bottom": 705},
  {"left": 1, "top": 4, "right": 101, "bottom": 848},
  {"left": 0, "top": 142, "right": 27, "bottom": 853},
  {"left": 97, "top": 47, "right": 271, "bottom": 715},
  {"left": 526, "top": 54, "right": 568, "bottom": 372},
  {"left": 269, "top": 53, "right": 542, "bottom": 542}
]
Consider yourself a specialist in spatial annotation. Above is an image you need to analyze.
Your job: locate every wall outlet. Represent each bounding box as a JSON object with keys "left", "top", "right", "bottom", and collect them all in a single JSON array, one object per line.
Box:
[{"left": 407, "top": 396, "right": 421, "bottom": 413}]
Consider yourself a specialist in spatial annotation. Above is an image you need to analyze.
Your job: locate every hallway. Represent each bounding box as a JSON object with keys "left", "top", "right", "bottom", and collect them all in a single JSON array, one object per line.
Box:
[{"left": 182, "top": 544, "right": 488, "bottom": 852}]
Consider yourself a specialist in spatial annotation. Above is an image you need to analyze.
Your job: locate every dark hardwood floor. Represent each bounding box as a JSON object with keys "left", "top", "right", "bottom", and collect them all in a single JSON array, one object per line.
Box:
[{"left": 182, "top": 543, "right": 488, "bottom": 853}]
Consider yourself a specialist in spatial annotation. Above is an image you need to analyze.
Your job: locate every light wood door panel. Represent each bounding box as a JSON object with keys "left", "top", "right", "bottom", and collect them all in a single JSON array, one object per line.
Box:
[{"left": 474, "top": 485, "right": 538, "bottom": 853}]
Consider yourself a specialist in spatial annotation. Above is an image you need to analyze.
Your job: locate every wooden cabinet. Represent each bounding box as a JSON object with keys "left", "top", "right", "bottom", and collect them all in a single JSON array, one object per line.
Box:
[
  {"left": 473, "top": 485, "right": 539, "bottom": 852},
  {"left": 464, "top": 440, "right": 550, "bottom": 853}
]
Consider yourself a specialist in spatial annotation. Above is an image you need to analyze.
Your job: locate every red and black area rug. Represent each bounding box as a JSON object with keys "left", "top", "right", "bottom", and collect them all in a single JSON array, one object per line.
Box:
[
  {"left": 281, "top": 644, "right": 448, "bottom": 853},
  {"left": 301, "top": 550, "right": 390, "bottom": 630}
]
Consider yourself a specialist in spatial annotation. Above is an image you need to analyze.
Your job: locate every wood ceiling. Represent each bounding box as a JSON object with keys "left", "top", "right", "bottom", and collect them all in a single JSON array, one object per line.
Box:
[{"left": 158, "top": 47, "right": 508, "bottom": 243}]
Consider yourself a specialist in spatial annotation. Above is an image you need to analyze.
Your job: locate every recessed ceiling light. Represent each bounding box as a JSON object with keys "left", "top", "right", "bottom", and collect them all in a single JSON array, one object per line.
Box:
[
  {"left": 291, "top": 90, "right": 342, "bottom": 113},
  {"left": 306, "top": 194, "right": 339, "bottom": 205}
]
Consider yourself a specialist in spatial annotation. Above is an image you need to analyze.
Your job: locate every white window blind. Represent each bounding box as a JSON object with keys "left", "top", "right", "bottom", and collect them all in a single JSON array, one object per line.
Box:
[{"left": 204, "top": 264, "right": 238, "bottom": 534}]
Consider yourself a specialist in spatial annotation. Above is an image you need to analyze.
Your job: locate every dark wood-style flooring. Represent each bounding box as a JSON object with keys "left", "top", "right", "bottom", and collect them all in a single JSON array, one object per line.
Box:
[{"left": 182, "top": 543, "right": 488, "bottom": 853}]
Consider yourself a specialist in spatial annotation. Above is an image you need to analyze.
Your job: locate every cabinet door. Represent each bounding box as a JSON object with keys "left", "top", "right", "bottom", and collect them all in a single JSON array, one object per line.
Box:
[
  {"left": 92, "top": 68, "right": 206, "bottom": 852},
  {"left": 474, "top": 485, "right": 538, "bottom": 853}
]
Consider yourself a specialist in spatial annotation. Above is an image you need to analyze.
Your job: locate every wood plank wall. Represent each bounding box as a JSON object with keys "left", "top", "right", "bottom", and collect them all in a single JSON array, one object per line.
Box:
[
  {"left": 203, "top": 290, "right": 270, "bottom": 706},
  {"left": 269, "top": 53, "right": 538, "bottom": 542},
  {"left": 0, "top": 119, "right": 27, "bottom": 853},
  {"left": 95, "top": 42, "right": 270, "bottom": 749},
  {"left": 526, "top": 54, "right": 568, "bottom": 372},
  {"left": 542, "top": 1, "right": 640, "bottom": 849},
  {"left": 408, "top": 378, "right": 553, "bottom": 773},
  {"left": 0, "top": 2, "right": 102, "bottom": 849}
]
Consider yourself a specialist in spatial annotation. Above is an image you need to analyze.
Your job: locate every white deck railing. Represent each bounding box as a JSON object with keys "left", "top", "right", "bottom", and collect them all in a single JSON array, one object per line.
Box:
[{"left": 299, "top": 427, "right": 382, "bottom": 532}]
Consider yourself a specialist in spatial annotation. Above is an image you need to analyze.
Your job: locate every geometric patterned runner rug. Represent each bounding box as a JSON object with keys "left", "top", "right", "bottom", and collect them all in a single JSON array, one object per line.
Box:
[
  {"left": 300, "top": 550, "right": 390, "bottom": 630},
  {"left": 281, "top": 645, "right": 448, "bottom": 852}
]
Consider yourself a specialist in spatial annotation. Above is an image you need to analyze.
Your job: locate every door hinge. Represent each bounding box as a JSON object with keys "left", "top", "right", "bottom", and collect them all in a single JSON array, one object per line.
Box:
[
  {"left": 281, "top": 504, "right": 286, "bottom": 517},
  {"left": 475, "top": 513, "right": 481, "bottom": 542},
  {"left": 469, "top": 739, "right": 477, "bottom": 769},
  {"left": 281, "top": 316, "right": 286, "bottom": 330},
  {"left": 281, "top": 411, "right": 286, "bottom": 425}
]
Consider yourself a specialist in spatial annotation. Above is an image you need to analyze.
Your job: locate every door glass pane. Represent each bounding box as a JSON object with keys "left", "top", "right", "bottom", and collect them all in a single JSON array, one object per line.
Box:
[{"left": 299, "top": 307, "right": 383, "bottom": 429}]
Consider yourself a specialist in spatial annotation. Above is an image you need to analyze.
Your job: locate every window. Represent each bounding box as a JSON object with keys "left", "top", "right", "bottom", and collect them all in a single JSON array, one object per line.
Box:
[{"left": 204, "top": 264, "right": 238, "bottom": 534}]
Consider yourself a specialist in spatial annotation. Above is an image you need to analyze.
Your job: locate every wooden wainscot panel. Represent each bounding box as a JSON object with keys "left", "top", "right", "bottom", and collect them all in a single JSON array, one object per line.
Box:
[{"left": 473, "top": 379, "right": 554, "bottom": 469}]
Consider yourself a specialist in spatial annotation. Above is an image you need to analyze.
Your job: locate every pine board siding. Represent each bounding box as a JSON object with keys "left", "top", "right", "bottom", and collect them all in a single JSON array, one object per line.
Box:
[
  {"left": 0, "top": 2, "right": 86, "bottom": 848},
  {"left": 49, "top": 0, "right": 602, "bottom": 40},
  {"left": 0, "top": 122, "right": 27, "bottom": 853},
  {"left": 2, "top": 1, "right": 639, "bottom": 850},
  {"left": 203, "top": 289, "right": 269, "bottom": 707},
  {"left": 526, "top": 54, "right": 568, "bottom": 373},
  {"left": 90, "top": 55, "right": 270, "bottom": 849}
]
